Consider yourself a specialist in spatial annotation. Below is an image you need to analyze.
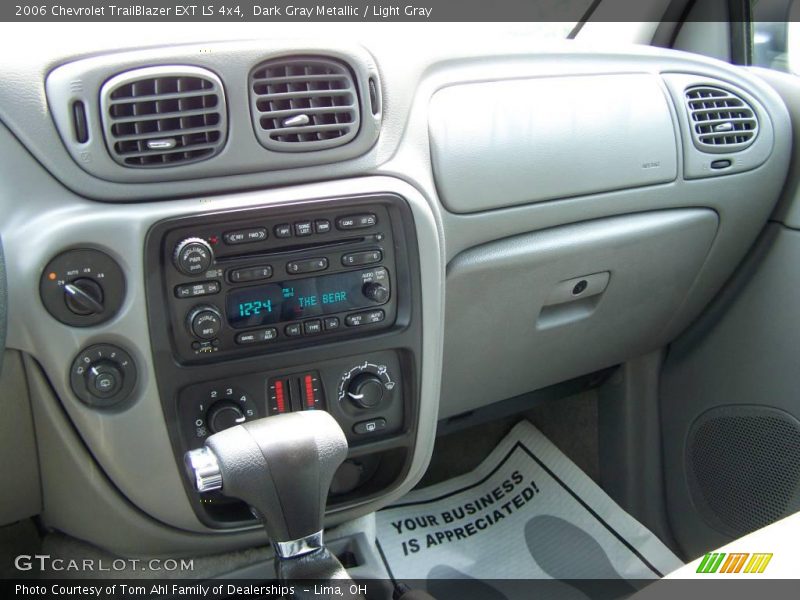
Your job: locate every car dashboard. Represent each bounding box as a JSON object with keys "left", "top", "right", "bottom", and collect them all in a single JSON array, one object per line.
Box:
[{"left": 0, "top": 25, "right": 792, "bottom": 558}]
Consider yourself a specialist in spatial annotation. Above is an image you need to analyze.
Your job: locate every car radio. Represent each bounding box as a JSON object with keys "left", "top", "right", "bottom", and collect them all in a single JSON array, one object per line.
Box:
[{"left": 152, "top": 198, "right": 402, "bottom": 364}]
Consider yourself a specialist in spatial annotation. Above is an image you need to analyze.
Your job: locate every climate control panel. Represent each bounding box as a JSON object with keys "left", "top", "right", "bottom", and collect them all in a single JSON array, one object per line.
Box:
[{"left": 177, "top": 352, "right": 404, "bottom": 453}]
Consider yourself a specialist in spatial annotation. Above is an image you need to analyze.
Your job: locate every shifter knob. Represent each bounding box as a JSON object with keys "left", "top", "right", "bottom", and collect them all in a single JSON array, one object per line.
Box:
[{"left": 185, "top": 411, "right": 348, "bottom": 555}]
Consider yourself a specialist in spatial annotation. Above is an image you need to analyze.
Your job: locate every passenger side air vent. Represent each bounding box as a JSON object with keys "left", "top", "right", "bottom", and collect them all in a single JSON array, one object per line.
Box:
[
  {"left": 250, "top": 57, "right": 360, "bottom": 151},
  {"left": 100, "top": 66, "right": 227, "bottom": 168},
  {"left": 685, "top": 86, "right": 758, "bottom": 152}
]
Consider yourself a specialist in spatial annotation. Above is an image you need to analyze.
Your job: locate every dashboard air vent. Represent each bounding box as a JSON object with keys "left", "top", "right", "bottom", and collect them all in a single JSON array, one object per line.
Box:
[
  {"left": 250, "top": 57, "right": 360, "bottom": 151},
  {"left": 685, "top": 86, "right": 758, "bottom": 152},
  {"left": 100, "top": 66, "right": 227, "bottom": 168}
]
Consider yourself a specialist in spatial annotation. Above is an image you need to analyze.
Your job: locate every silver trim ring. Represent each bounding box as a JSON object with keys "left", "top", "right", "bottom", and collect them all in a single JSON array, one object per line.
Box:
[
  {"left": 274, "top": 530, "right": 325, "bottom": 559},
  {"left": 184, "top": 447, "right": 223, "bottom": 493}
]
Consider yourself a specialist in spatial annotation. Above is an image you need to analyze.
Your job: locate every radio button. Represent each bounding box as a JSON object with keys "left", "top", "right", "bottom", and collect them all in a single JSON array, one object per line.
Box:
[
  {"left": 315, "top": 219, "right": 331, "bottom": 233},
  {"left": 294, "top": 221, "right": 313, "bottom": 237},
  {"left": 345, "top": 309, "right": 385, "bottom": 327},
  {"left": 285, "top": 323, "right": 302, "bottom": 337},
  {"left": 337, "top": 213, "right": 377, "bottom": 230},
  {"left": 303, "top": 320, "right": 323, "bottom": 335},
  {"left": 229, "top": 265, "right": 273, "bottom": 283},
  {"left": 175, "top": 280, "right": 220, "bottom": 299},
  {"left": 235, "top": 328, "right": 278, "bottom": 345},
  {"left": 235, "top": 331, "right": 260, "bottom": 344},
  {"left": 188, "top": 306, "right": 223, "bottom": 340},
  {"left": 287, "top": 257, "right": 328, "bottom": 274},
  {"left": 323, "top": 317, "right": 340, "bottom": 331},
  {"left": 274, "top": 224, "right": 292, "bottom": 238},
  {"left": 366, "top": 310, "right": 386, "bottom": 323},
  {"left": 342, "top": 250, "right": 382, "bottom": 267},
  {"left": 224, "top": 227, "right": 267, "bottom": 245}
]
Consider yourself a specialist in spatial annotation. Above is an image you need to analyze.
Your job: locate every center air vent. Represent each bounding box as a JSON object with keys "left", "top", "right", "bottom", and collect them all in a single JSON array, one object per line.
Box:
[
  {"left": 685, "top": 86, "right": 758, "bottom": 152},
  {"left": 100, "top": 66, "right": 227, "bottom": 168},
  {"left": 250, "top": 57, "right": 360, "bottom": 152}
]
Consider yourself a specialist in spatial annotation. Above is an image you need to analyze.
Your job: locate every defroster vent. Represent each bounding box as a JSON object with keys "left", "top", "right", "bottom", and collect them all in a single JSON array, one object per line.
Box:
[
  {"left": 101, "top": 66, "right": 227, "bottom": 168},
  {"left": 685, "top": 86, "right": 758, "bottom": 152},
  {"left": 250, "top": 57, "right": 360, "bottom": 151}
]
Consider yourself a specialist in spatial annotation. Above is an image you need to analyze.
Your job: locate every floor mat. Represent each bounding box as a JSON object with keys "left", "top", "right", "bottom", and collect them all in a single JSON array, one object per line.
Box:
[{"left": 376, "top": 421, "right": 682, "bottom": 589}]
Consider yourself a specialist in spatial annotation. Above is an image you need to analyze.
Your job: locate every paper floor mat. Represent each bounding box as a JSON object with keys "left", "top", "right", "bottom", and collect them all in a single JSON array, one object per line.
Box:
[{"left": 376, "top": 420, "right": 682, "bottom": 585}]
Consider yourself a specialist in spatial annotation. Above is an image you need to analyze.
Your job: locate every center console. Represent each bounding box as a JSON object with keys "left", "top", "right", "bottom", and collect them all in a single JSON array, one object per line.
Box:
[{"left": 145, "top": 193, "right": 422, "bottom": 528}]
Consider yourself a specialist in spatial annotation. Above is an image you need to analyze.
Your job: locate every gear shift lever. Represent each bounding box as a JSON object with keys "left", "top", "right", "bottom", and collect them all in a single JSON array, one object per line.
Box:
[{"left": 184, "top": 410, "right": 348, "bottom": 558}]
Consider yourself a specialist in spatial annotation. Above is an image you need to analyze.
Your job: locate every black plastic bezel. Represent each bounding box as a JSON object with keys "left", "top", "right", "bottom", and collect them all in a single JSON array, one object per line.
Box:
[{"left": 143, "top": 193, "right": 423, "bottom": 528}]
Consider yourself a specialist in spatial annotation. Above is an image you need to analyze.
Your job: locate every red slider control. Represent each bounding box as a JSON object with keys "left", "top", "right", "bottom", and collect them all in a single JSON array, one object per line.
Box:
[
  {"left": 275, "top": 379, "right": 286, "bottom": 414},
  {"left": 304, "top": 374, "right": 315, "bottom": 409}
]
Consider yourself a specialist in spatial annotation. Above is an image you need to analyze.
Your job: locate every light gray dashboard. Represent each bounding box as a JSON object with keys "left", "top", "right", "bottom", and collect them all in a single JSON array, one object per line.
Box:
[{"left": 0, "top": 30, "right": 792, "bottom": 555}]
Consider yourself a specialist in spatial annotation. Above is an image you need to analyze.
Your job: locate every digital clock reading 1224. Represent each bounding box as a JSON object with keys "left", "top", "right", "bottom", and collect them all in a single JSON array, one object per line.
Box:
[
  {"left": 238, "top": 300, "right": 272, "bottom": 318},
  {"left": 225, "top": 269, "right": 389, "bottom": 330}
]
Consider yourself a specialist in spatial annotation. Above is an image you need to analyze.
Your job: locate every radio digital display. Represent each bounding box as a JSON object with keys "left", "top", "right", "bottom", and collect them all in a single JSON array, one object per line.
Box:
[{"left": 225, "top": 269, "right": 388, "bottom": 329}]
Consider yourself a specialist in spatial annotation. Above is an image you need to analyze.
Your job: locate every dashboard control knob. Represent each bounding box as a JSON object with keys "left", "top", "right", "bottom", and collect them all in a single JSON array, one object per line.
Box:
[
  {"left": 40, "top": 248, "right": 125, "bottom": 327},
  {"left": 174, "top": 237, "right": 214, "bottom": 277},
  {"left": 63, "top": 278, "right": 105, "bottom": 316},
  {"left": 86, "top": 361, "right": 123, "bottom": 397},
  {"left": 362, "top": 281, "right": 389, "bottom": 303},
  {"left": 206, "top": 401, "right": 246, "bottom": 434},
  {"left": 187, "top": 305, "right": 223, "bottom": 340},
  {"left": 347, "top": 373, "right": 385, "bottom": 409},
  {"left": 70, "top": 344, "right": 137, "bottom": 408}
]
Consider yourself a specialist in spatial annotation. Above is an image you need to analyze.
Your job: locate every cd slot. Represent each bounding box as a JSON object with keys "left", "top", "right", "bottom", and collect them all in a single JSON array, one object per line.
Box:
[{"left": 214, "top": 236, "right": 366, "bottom": 263}]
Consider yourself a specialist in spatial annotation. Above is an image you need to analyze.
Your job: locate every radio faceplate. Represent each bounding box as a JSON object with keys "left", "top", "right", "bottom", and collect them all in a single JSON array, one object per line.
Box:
[{"left": 158, "top": 200, "right": 400, "bottom": 363}]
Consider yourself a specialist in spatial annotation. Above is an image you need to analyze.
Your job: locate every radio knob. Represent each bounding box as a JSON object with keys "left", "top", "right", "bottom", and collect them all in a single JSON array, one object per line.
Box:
[
  {"left": 187, "top": 305, "right": 222, "bottom": 340},
  {"left": 174, "top": 237, "right": 214, "bottom": 277},
  {"left": 362, "top": 281, "right": 389, "bottom": 303},
  {"left": 206, "top": 401, "right": 246, "bottom": 433},
  {"left": 347, "top": 373, "right": 384, "bottom": 409}
]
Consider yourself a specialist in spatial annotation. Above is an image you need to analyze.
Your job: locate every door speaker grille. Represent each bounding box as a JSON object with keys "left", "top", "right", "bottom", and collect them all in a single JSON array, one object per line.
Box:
[{"left": 687, "top": 405, "right": 800, "bottom": 537}]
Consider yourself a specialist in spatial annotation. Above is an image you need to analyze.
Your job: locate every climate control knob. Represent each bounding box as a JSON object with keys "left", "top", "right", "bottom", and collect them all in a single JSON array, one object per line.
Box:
[
  {"left": 347, "top": 373, "right": 385, "bottom": 409},
  {"left": 206, "top": 401, "right": 246, "bottom": 433},
  {"left": 187, "top": 305, "right": 222, "bottom": 340},
  {"left": 362, "top": 281, "right": 389, "bottom": 303},
  {"left": 174, "top": 237, "right": 214, "bottom": 277}
]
